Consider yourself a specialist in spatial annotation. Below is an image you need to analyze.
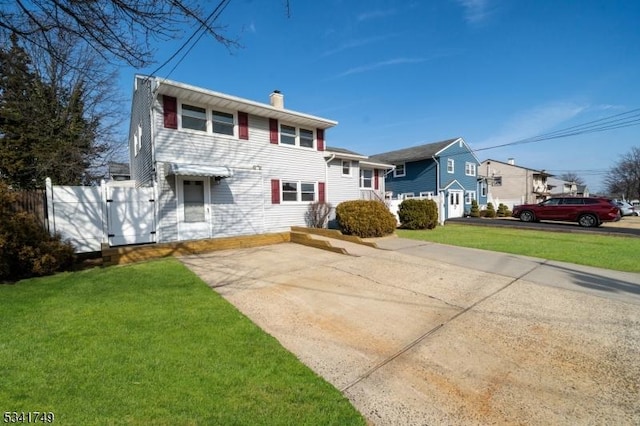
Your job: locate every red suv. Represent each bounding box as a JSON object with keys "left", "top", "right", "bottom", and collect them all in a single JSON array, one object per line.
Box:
[{"left": 512, "top": 197, "right": 621, "bottom": 227}]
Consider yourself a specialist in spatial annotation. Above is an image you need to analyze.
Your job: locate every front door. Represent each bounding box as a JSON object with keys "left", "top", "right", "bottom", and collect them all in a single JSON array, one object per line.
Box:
[
  {"left": 448, "top": 190, "right": 464, "bottom": 218},
  {"left": 177, "top": 176, "right": 211, "bottom": 240}
]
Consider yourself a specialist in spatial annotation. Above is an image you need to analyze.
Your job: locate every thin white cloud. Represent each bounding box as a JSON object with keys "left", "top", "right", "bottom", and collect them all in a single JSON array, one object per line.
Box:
[
  {"left": 357, "top": 9, "right": 397, "bottom": 22},
  {"left": 455, "top": 0, "right": 494, "bottom": 24},
  {"left": 321, "top": 34, "right": 398, "bottom": 57},
  {"left": 477, "top": 102, "right": 589, "bottom": 149},
  {"left": 336, "top": 57, "right": 426, "bottom": 78}
]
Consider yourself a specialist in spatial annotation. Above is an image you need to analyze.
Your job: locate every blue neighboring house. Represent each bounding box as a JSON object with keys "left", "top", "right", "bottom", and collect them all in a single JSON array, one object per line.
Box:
[{"left": 370, "top": 137, "right": 488, "bottom": 219}]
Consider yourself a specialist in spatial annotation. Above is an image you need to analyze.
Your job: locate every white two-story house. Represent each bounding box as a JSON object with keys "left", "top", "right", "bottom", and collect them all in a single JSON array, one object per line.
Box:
[{"left": 128, "top": 76, "right": 390, "bottom": 243}]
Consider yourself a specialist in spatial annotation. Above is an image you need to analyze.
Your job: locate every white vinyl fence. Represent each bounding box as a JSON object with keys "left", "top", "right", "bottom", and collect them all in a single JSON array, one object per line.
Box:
[
  {"left": 386, "top": 192, "right": 445, "bottom": 226},
  {"left": 45, "top": 178, "right": 156, "bottom": 253}
]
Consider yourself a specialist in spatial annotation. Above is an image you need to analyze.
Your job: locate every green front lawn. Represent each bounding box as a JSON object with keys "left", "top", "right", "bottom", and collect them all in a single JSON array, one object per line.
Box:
[
  {"left": 398, "top": 224, "right": 640, "bottom": 272},
  {"left": 0, "top": 259, "right": 365, "bottom": 425}
]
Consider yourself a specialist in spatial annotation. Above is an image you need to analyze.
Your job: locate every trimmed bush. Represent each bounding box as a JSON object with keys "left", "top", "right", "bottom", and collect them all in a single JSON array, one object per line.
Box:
[
  {"left": 335, "top": 200, "right": 396, "bottom": 238},
  {"left": 485, "top": 202, "right": 497, "bottom": 218},
  {"left": 469, "top": 199, "right": 480, "bottom": 218},
  {"left": 398, "top": 198, "right": 438, "bottom": 229},
  {"left": 496, "top": 203, "right": 512, "bottom": 217},
  {"left": 0, "top": 182, "right": 75, "bottom": 281}
]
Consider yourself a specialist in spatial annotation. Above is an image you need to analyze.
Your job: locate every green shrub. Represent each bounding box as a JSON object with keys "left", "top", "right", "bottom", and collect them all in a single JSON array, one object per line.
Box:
[
  {"left": 485, "top": 202, "right": 497, "bottom": 218},
  {"left": 469, "top": 199, "right": 480, "bottom": 218},
  {"left": 335, "top": 200, "right": 396, "bottom": 238},
  {"left": 0, "top": 182, "right": 75, "bottom": 281},
  {"left": 497, "top": 203, "right": 510, "bottom": 217},
  {"left": 398, "top": 198, "right": 438, "bottom": 229}
]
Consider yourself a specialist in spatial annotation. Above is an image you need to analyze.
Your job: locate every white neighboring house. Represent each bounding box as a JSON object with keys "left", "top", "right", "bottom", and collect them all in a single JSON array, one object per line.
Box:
[{"left": 127, "top": 75, "right": 390, "bottom": 243}]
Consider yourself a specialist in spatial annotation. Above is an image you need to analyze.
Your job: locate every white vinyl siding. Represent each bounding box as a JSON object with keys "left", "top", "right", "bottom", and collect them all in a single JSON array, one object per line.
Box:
[{"left": 153, "top": 108, "right": 327, "bottom": 239}]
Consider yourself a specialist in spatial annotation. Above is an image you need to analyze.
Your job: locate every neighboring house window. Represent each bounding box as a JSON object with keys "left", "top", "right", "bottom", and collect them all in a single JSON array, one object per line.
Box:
[
  {"left": 212, "top": 110, "right": 234, "bottom": 135},
  {"left": 394, "top": 163, "right": 406, "bottom": 177},
  {"left": 133, "top": 124, "right": 142, "bottom": 157},
  {"left": 493, "top": 176, "right": 502, "bottom": 186},
  {"left": 465, "top": 162, "right": 476, "bottom": 176},
  {"left": 360, "top": 169, "right": 373, "bottom": 188},
  {"left": 465, "top": 191, "right": 476, "bottom": 204},
  {"left": 447, "top": 159, "right": 454, "bottom": 174},
  {"left": 342, "top": 160, "right": 351, "bottom": 176},
  {"left": 181, "top": 104, "right": 207, "bottom": 131},
  {"left": 480, "top": 181, "right": 487, "bottom": 197},
  {"left": 281, "top": 181, "right": 317, "bottom": 202}
]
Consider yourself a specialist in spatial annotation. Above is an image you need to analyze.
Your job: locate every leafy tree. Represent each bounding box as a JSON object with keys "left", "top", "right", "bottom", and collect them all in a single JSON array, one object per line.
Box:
[
  {"left": 605, "top": 147, "right": 640, "bottom": 200},
  {"left": 0, "top": 0, "right": 242, "bottom": 67}
]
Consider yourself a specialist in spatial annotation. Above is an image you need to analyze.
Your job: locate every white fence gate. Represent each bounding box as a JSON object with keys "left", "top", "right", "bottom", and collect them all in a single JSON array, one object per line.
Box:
[{"left": 46, "top": 178, "right": 156, "bottom": 253}]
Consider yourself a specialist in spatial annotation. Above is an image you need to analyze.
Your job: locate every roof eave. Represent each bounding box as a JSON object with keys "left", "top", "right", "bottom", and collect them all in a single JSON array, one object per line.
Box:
[{"left": 150, "top": 76, "right": 338, "bottom": 129}]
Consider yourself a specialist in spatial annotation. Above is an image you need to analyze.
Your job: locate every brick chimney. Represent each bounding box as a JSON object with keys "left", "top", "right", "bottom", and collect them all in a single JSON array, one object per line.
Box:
[{"left": 270, "top": 90, "right": 284, "bottom": 109}]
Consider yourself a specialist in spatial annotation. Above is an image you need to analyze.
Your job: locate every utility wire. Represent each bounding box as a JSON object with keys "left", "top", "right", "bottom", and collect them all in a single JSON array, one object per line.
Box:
[{"left": 145, "top": 0, "right": 232, "bottom": 81}]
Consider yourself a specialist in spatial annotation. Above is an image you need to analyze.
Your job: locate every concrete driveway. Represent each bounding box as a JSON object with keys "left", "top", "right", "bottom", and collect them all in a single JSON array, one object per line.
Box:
[{"left": 181, "top": 237, "right": 640, "bottom": 425}]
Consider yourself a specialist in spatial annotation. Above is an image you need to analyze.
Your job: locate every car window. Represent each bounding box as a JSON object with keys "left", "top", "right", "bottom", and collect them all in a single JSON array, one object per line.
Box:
[
  {"left": 562, "top": 198, "right": 584, "bottom": 205},
  {"left": 541, "top": 198, "right": 561, "bottom": 206},
  {"left": 584, "top": 199, "right": 599, "bottom": 205}
]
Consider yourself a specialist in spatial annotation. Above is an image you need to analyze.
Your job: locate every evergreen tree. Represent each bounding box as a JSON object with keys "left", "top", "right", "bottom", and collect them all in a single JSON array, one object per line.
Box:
[{"left": 0, "top": 35, "right": 103, "bottom": 188}]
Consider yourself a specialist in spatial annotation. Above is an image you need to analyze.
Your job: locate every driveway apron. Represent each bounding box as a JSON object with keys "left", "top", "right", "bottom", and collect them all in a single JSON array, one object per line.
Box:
[{"left": 181, "top": 237, "right": 640, "bottom": 425}]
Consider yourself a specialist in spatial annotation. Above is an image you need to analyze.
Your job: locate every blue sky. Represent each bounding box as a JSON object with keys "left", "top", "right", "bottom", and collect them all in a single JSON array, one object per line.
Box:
[{"left": 119, "top": 0, "right": 640, "bottom": 192}]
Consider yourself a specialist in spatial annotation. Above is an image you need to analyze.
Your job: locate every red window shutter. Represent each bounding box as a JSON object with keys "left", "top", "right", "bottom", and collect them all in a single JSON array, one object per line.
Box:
[
  {"left": 163, "top": 96, "right": 177, "bottom": 129},
  {"left": 374, "top": 169, "right": 379, "bottom": 190},
  {"left": 271, "top": 179, "right": 280, "bottom": 204},
  {"left": 238, "top": 112, "right": 249, "bottom": 140},
  {"left": 318, "top": 182, "right": 326, "bottom": 203},
  {"left": 316, "top": 128, "right": 325, "bottom": 151},
  {"left": 269, "top": 119, "right": 278, "bottom": 144}
]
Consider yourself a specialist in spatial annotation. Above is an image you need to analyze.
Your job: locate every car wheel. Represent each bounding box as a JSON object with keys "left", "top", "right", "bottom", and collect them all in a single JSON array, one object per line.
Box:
[
  {"left": 578, "top": 214, "right": 599, "bottom": 227},
  {"left": 519, "top": 211, "right": 535, "bottom": 222}
]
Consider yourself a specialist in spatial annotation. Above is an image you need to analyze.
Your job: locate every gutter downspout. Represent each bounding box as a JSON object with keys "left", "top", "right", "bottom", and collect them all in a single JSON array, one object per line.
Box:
[{"left": 324, "top": 154, "right": 335, "bottom": 219}]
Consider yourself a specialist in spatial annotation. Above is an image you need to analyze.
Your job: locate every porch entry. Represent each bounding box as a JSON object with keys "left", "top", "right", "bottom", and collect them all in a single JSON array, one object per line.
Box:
[
  {"left": 177, "top": 176, "right": 211, "bottom": 240},
  {"left": 448, "top": 190, "right": 464, "bottom": 218}
]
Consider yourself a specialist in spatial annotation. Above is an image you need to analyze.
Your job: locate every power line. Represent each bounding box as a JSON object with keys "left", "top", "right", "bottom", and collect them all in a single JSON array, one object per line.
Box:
[
  {"left": 473, "top": 108, "right": 640, "bottom": 153},
  {"left": 146, "top": 0, "right": 232, "bottom": 80}
]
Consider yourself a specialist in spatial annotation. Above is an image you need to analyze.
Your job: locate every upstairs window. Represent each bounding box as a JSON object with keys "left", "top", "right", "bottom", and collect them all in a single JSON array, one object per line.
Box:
[
  {"left": 447, "top": 158, "right": 454, "bottom": 174},
  {"left": 280, "top": 125, "right": 297, "bottom": 145},
  {"left": 394, "top": 163, "right": 406, "bottom": 177},
  {"left": 300, "top": 129, "right": 314, "bottom": 148},
  {"left": 212, "top": 110, "right": 234, "bottom": 135},
  {"left": 182, "top": 104, "right": 207, "bottom": 131},
  {"left": 279, "top": 124, "right": 315, "bottom": 148},
  {"left": 465, "top": 162, "right": 476, "bottom": 176}
]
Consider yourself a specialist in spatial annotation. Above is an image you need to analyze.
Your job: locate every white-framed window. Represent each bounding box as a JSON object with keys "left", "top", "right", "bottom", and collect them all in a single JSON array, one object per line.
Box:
[
  {"left": 447, "top": 158, "right": 454, "bottom": 174},
  {"left": 212, "top": 110, "right": 234, "bottom": 135},
  {"left": 133, "top": 123, "right": 142, "bottom": 157},
  {"left": 394, "top": 163, "right": 406, "bottom": 177},
  {"left": 465, "top": 162, "right": 476, "bottom": 176},
  {"left": 181, "top": 104, "right": 207, "bottom": 131},
  {"left": 480, "top": 181, "right": 487, "bottom": 197},
  {"left": 493, "top": 176, "right": 502, "bottom": 186},
  {"left": 300, "top": 129, "right": 314, "bottom": 148},
  {"left": 179, "top": 103, "right": 236, "bottom": 136},
  {"left": 281, "top": 181, "right": 316, "bottom": 202},
  {"left": 279, "top": 124, "right": 315, "bottom": 149},
  {"left": 360, "top": 169, "right": 373, "bottom": 188},
  {"left": 465, "top": 191, "right": 476, "bottom": 204},
  {"left": 341, "top": 160, "right": 351, "bottom": 176}
]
